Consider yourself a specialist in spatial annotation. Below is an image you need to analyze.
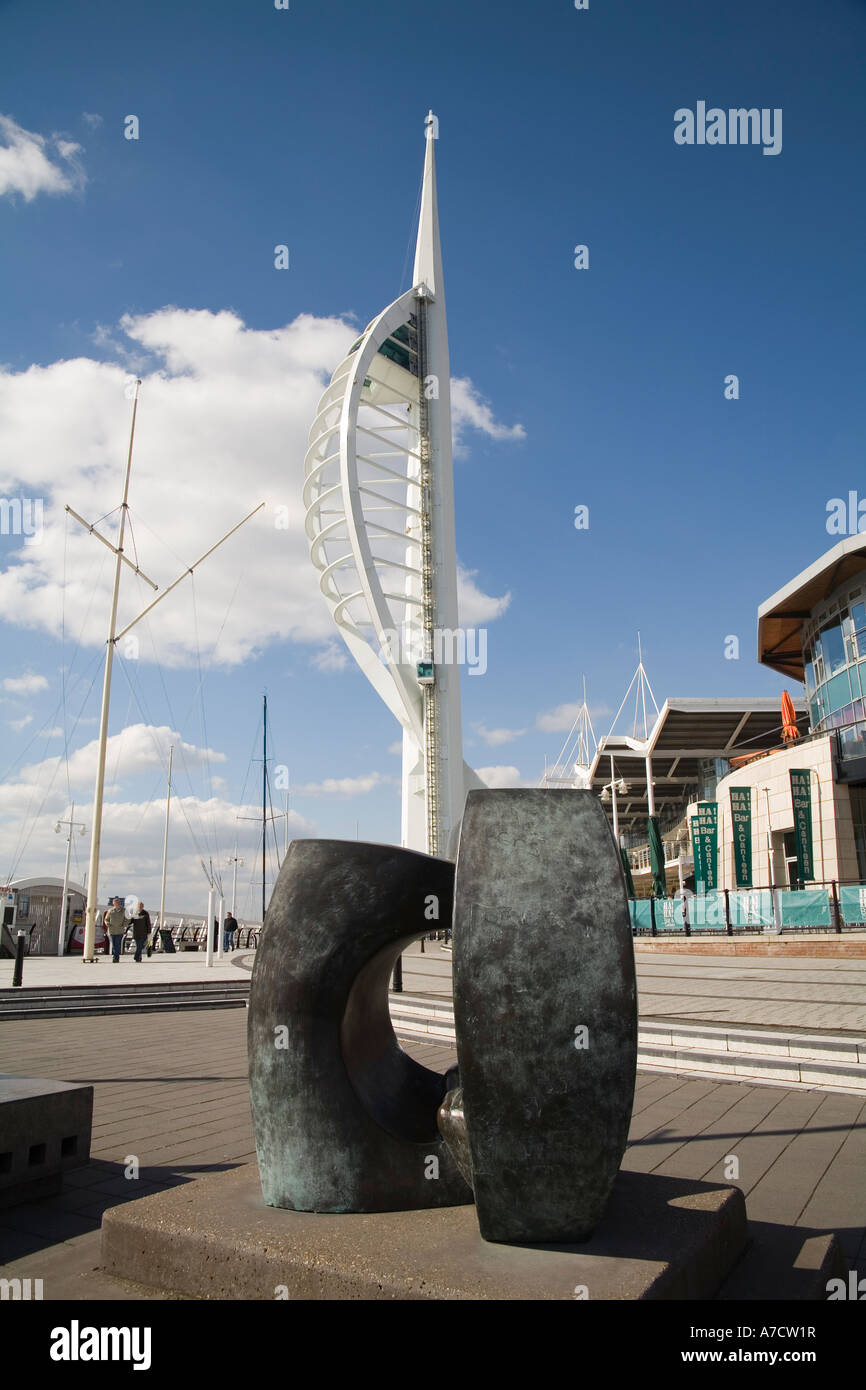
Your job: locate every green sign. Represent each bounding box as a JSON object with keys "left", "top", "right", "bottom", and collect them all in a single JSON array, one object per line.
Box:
[
  {"left": 691, "top": 801, "right": 718, "bottom": 892},
  {"left": 730, "top": 787, "right": 753, "bottom": 888},
  {"left": 789, "top": 770, "right": 814, "bottom": 883},
  {"left": 690, "top": 816, "right": 704, "bottom": 890}
]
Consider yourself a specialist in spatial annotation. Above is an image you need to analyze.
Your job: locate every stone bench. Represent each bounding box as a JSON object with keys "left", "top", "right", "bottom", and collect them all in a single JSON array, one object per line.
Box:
[{"left": 0, "top": 1075, "right": 93, "bottom": 1208}]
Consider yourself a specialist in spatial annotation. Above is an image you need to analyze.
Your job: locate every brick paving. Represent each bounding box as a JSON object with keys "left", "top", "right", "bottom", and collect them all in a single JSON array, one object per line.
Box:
[{"left": 0, "top": 1009, "right": 864, "bottom": 1299}]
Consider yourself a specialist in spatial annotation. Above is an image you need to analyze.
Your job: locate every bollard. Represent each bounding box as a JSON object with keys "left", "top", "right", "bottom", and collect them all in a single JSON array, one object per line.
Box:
[
  {"left": 392, "top": 954, "right": 403, "bottom": 993},
  {"left": 12, "top": 930, "right": 26, "bottom": 988}
]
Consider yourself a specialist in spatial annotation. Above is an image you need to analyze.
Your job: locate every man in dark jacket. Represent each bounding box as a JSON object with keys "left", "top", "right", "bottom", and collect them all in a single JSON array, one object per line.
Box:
[
  {"left": 131, "top": 902, "right": 151, "bottom": 963},
  {"left": 223, "top": 911, "right": 238, "bottom": 952}
]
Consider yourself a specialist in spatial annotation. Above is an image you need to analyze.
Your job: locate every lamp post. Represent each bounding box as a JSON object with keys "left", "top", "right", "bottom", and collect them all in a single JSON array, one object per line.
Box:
[
  {"left": 55, "top": 804, "right": 86, "bottom": 957},
  {"left": 809, "top": 767, "right": 825, "bottom": 882},
  {"left": 227, "top": 855, "right": 244, "bottom": 917},
  {"left": 760, "top": 786, "right": 775, "bottom": 888},
  {"left": 600, "top": 762, "right": 629, "bottom": 845}
]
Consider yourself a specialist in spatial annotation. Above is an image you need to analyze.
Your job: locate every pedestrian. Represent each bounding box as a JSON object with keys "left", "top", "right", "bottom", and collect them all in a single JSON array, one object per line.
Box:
[
  {"left": 131, "top": 901, "right": 151, "bottom": 963},
  {"left": 105, "top": 896, "right": 127, "bottom": 963},
  {"left": 223, "top": 910, "right": 238, "bottom": 952}
]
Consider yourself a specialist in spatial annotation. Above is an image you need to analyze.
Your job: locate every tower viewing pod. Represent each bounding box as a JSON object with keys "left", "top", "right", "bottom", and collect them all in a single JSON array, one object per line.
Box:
[{"left": 304, "top": 114, "right": 482, "bottom": 856}]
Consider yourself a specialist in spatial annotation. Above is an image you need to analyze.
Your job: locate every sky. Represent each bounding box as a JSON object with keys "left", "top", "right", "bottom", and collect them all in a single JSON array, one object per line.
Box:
[{"left": 0, "top": 0, "right": 864, "bottom": 918}]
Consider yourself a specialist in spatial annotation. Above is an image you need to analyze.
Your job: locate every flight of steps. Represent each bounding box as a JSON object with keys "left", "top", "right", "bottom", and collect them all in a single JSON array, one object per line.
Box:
[
  {"left": 0, "top": 979, "right": 251, "bottom": 1021},
  {"left": 388, "top": 993, "right": 866, "bottom": 1095}
]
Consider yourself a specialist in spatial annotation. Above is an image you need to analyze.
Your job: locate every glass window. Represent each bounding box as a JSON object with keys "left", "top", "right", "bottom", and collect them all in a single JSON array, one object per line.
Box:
[
  {"left": 844, "top": 615, "right": 859, "bottom": 663},
  {"left": 804, "top": 657, "right": 816, "bottom": 694},
  {"left": 819, "top": 620, "right": 847, "bottom": 675},
  {"left": 825, "top": 669, "right": 854, "bottom": 718},
  {"left": 853, "top": 602, "right": 866, "bottom": 658},
  {"left": 849, "top": 787, "right": 866, "bottom": 877}
]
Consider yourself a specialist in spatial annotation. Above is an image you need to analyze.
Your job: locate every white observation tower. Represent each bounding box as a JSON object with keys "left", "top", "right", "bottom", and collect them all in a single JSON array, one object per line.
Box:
[{"left": 304, "top": 112, "right": 482, "bottom": 857}]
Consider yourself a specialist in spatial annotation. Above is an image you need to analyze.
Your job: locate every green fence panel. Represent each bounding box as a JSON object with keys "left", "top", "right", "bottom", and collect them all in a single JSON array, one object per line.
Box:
[
  {"left": 629, "top": 900, "right": 654, "bottom": 930},
  {"left": 654, "top": 898, "right": 686, "bottom": 931},
  {"left": 687, "top": 890, "right": 728, "bottom": 931},
  {"left": 840, "top": 885, "right": 866, "bottom": 925},
  {"left": 776, "top": 889, "right": 831, "bottom": 927},
  {"left": 728, "top": 889, "right": 775, "bottom": 928}
]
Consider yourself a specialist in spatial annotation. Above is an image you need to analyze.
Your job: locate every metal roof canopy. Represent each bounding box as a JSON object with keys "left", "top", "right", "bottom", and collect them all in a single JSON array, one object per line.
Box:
[
  {"left": 587, "top": 697, "right": 808, "bottom": 837},
  {"left": 758, "top": 535, "right": 866, "bottom": 681}
]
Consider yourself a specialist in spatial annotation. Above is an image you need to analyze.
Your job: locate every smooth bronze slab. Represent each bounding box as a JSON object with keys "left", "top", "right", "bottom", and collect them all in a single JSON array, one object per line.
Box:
[
  {"left": 248, "top": 839, "right": 471, "bottom": 1213},
  {"left": 448, "top": 789, "right": 637, "bottom": 1244}
]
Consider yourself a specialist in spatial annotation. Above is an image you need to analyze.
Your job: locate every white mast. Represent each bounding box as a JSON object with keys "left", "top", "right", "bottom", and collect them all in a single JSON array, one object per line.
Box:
[
  {"left": 158, "top": 744, "right": 173, "bottom": 934},
  {"left": 79, "top": 382, "right": 149, "bottom": 962},
  {"left": 68, "top": 383, "right": 264, "bottom": 962}
]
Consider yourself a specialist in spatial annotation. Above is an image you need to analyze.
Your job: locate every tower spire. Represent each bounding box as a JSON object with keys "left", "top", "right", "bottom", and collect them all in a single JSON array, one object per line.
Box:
[{"left": 413, "top": 111, "right": 444, "bottom": 300}]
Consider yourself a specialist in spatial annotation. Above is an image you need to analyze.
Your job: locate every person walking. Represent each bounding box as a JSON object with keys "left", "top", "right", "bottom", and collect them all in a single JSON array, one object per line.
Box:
[
  {"left": 105, "top": 897, "right": 127, "bottom": 963},
  {"left": 131, "top": 901, "right": 151, "bottom": 963},
  {"left": 223, "top": 911, "right": 238, "bottom": 953}
]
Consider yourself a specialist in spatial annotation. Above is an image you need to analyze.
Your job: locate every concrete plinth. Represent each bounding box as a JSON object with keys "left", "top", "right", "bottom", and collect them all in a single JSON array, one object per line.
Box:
[{"left": 101, "top": 1165, "right": 747, "bottom": 1300}]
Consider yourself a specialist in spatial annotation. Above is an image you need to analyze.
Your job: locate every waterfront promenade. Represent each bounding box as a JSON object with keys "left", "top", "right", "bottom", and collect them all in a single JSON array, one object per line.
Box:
[{"left": 1, "top": 946, "right": 865, "bottom": 1300}]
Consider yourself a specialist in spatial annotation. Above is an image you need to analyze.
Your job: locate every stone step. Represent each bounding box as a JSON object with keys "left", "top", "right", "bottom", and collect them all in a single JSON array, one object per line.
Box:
[
  {"left": 388, "top": 997, "right": 866, "bottom": 1094},
  {"left": 0, "top": 980, "right": 250, "bottom": 1001},
  {"left": 0, "top": 981, "right": 250, "bottom": 1020}
]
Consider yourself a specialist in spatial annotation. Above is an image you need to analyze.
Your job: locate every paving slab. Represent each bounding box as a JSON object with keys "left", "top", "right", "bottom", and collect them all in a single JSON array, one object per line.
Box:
[{"left": 0, "top": 1009, "right": 861, "bottom": 1301}]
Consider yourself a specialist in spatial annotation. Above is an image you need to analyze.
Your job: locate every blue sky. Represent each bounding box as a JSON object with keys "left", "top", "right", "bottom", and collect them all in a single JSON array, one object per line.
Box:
[{"left": 0, "top": 0, "right": 864, "bottom": 916}]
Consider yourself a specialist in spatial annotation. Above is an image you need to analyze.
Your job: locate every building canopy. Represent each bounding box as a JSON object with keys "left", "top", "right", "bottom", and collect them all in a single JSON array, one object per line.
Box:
[
  {"left": 758, "top": 534, "right": 866, "bottom": 680},
  {"left": 587, "top": 698, "right": 807, "bottom": 838}
]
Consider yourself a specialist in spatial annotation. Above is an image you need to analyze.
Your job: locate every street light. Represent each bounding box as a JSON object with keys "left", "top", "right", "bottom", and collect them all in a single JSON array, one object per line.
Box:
[
  {"left": 226, "top": 855, "right": 245, "bottom": 917},
  {"left": 55, "top": 804, "right": 86, "bottom": 957},
  {"left": 599, "top": 766, "right": 629, "bottom": 843}
]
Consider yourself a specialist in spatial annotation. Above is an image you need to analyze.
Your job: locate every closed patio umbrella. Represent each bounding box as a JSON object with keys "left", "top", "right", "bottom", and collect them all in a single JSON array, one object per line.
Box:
[
  {"left": 620, "top": 847, "right": 635, "bottom": 898},
  {"left": 781, "top": 691, "right": 799, "bottom": 742},
  {"left": 647, "top": 815, "right": 667, "bottom": 898}
]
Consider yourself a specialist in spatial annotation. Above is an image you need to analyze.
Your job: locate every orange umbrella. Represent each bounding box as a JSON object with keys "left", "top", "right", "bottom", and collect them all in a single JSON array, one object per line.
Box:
[{"left": 781, "top": 691, "right": 799, "bottom": 742}]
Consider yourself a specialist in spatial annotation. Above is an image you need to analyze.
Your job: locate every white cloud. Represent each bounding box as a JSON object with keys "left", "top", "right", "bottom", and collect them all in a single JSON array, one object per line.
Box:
[
  {"left": 457, "top": 564, "right": 511, "bottom": 626},
  {"left": 3, "top": 673, "right": 49, "bottom": 694},
  {"left": 0, "top": 785, "right": 315, "bottom": 917},
  {"left": 293, "top": 771, "right": 392, "bottom": 797},
  {"left": 0, "top": 114, "right": 86, "bottom": 202},
  {"left": 14, "top": 724, "right": 224, "bottom": 795},
  {"left": 8, "top": 715, "right": 32, "bottom": 732},
  {"left": 475, "top": 723, "right": 525, "bottom": 747},
  {"left": 0, "top": 307, "right": 356, "bottom": 667},
  {"left": 311, "top": 639, "right": 349, "bottom": 672},
  {"left": 451, "top": 377, "right": 525, "bottom": 447},
  {"left": 0, "top": 308, "right": 518, "bottom": 673},
  {"left": 0, "top": 724, "right": 301, "bottom": 913},
  {"left": 537, "top": 701, "right": 610, "bottom": 733},
  {"left": 81, "top": 113, "right": 103, "bottom": 130},
  {"left": 475, "top": 765, "right": 524, "bottom": 788}
]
